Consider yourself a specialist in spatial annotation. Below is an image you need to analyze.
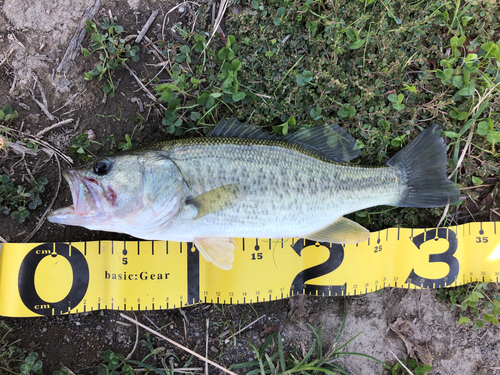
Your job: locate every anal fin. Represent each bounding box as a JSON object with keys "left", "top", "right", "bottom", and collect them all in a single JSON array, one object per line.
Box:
[
  {"left": 306, "top": 217, "right": 370, "bottom": 244},
  {"left": 194, "top": 237, "right": 237, "bottom": 270}
]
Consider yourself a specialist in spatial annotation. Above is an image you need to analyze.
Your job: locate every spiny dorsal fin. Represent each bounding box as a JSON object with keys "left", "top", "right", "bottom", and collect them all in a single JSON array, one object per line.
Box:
[
  {"left": 305, "top": 217, "right": 370, "bottom": 244},
  {"left": 187, "top": 184, "right": 241, "bottom": 219},
  {"left": 209, "top": 117, "right": 279, "bottom": 140},
  {"left": 209, "top": 117, "right": 360, "bottom": 162}
]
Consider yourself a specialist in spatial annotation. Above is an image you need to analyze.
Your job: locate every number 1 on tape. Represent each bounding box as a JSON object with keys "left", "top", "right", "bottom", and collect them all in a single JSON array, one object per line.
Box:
[{"left": 0, "top": 222, "right": 499, "bottom": 317}]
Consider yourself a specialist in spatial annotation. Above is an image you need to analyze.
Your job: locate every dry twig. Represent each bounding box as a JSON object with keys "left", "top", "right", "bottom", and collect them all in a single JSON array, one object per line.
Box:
[
  {"left": 57, "top": 0, "right": 101, "bottom": 72},
  {"left": 119, "top": 313, "right": 237, "bottom": 375},
  {"left": 36, "top": 119, "right": 74, "bottom": 137},
  {"left": 136, "top": 10, "right": 159, "bottom": 43}
]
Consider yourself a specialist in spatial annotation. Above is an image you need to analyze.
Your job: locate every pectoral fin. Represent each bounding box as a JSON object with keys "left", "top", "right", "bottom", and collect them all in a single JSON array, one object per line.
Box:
[
  {"left": 194, "top": 237, "right": 237, "bottom": 270},
  {"left": 306, "top": 217, "right": 370, "bottom": 244},
  {"left": 187, "top": 184, "right": 241, "bottom": 219}
]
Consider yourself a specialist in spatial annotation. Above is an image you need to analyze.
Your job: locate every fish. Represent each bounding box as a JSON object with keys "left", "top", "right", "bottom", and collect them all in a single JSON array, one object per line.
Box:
[{"left": 48, "top": 118, "right": 461, "bottom": 270}]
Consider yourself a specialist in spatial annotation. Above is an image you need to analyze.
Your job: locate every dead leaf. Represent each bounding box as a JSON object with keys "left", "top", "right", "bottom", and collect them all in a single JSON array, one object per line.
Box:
[
  {"left": 287, "top": 295, "right": 310, "bottom": 322},
  {"left": 263, "top": 325, "right": 279, "bottom": 335},
  {"left": 389, "top": 317, "right": 433, "bottom": 365}
]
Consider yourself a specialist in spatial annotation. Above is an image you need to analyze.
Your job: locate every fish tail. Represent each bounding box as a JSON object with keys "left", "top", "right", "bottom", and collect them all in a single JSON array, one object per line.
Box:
[{"left": 387, "top": 125, "right": 461, "bottom": 207}]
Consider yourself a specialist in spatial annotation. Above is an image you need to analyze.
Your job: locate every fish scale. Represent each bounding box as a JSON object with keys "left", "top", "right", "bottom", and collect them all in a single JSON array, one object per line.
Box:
[{"left": 160, "top": 139, "right": 403, "bottom": 240}]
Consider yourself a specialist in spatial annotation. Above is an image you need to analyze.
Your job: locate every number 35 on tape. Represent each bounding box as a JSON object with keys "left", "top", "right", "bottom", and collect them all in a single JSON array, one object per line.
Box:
[{"left": 0, "top": 222, "right": 499, "bottom": 317}]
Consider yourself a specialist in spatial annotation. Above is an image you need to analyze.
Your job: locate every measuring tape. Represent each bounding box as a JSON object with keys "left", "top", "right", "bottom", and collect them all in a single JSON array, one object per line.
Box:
[{"left": 0, "top": 222, "right": 499, "bottom": 317}]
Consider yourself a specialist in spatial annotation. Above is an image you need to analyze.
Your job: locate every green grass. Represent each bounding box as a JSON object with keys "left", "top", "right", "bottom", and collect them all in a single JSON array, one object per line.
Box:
[
  {"left": 229, "top": 300, "right": 383, "bottom": 374},
  {"left": 118, "top": 0, "right": 499, "bottom": 230}
]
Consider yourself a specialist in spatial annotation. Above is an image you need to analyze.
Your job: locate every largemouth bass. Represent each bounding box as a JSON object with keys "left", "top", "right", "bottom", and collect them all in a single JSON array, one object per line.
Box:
[{"left": 48, "top": 118, "right": 460, "bottom": 269}]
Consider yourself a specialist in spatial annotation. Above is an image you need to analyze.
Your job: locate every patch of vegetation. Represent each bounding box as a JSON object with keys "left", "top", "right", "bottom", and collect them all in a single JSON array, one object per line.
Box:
[
  {"left": 0, "top": 321, "right": 43, "bottom": 374},
  {"left": 82, "top": 18, "right": 140, "bottom": 97},
  {"left": 0, "top": 174, "right": 48, "bottom": 223},
  {"left": 127, "top": 0, "right": 500, "bottom": 229},
  {"left": 438, "top": 282, "right": 500, "bottom": 329},
  {"left": 0, "top": 105, "right": 19, "bottom": 122},
  {"left": 384, "top": 357, "right": 432, "bottom": 375},
  {"left": 230, "top": 302, "right": 383, "bottom": 373}
]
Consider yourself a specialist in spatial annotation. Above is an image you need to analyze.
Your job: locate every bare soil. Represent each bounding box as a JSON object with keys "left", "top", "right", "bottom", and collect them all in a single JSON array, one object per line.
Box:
[{"left": 1, "top": 0, "right": 499, "bottom": 374}]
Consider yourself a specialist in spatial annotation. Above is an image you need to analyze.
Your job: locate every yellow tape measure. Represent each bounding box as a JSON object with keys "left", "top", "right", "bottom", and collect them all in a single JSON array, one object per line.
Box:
[{"left": 0, "top": 222, "right": 499, "bottom": 317}]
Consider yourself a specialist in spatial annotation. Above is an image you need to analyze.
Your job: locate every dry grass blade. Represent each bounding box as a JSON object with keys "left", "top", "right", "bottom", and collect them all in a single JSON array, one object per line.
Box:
[
  {"left": 205, "top": 0, "right": 228, "bottom": 49},
  {"left": 124, "top": 63, "right": 167, "bottom": 110},
  {"left": 223, "top": 314, "right": 266, "bottom": 344},
  {"left": 161, "top": 2, "right": 201, "bottom": 41},
  {"left": 119, "top": 313, "right": 238, "bottom": 375},
  {"left": 125, "top": 312, "right": 140, "bottom": 360},
  {"left": 389, "top": 349, "right": 415, "bottom": 375},
  {"left": 448, "top": 125, "right": 474, "bottom": 180}
]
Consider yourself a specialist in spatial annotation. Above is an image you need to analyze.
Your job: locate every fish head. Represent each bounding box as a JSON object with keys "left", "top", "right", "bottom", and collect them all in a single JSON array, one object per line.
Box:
[{"left": 48, "top": 151, "right": 184, "bottom": 236}]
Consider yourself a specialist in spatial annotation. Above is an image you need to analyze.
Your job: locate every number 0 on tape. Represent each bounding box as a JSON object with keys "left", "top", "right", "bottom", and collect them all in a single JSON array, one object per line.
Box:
[{"left": 0, "top": 222, "right": 499, "bottom": 317}]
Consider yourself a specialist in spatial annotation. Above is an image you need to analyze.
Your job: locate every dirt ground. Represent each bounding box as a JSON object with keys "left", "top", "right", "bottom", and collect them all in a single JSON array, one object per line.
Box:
[{"left": 1, "top": 0, "right": 500, "bottom": 374}]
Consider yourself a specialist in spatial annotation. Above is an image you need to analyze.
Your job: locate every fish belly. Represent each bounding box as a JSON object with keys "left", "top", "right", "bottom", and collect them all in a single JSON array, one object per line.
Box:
[{"left": 161, "top": 142, "right": 404, "bottom": 240}]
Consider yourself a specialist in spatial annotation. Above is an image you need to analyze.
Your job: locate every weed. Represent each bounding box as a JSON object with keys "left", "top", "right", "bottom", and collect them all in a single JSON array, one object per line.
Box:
[
  {"left": 144, "top": 0, "right": 498, "bottom": 230},
  {"left": 0, "top": 174, "right": 48, "bottom": 223},
  {"left": 97, "top": 350, "right": 134, "bottom": 375},
  {"left": 0, "top": 105, "right": 19, "bottom": 122},
  {"left": 383, "top": 357, "right": 432, "bottom": 375},
  {"left": 68, "top": 133, "right": 96, "bottom": 161},
  {"left": 118, "top": 134, "right": 138, "bottom": 151},
  {"left": 438, "top": 282, "right": 500, "bottom": 329},
  {"left": 82, "top": 18, "right": 139, "bottom": 97},
  {"left": 0, "top": 321, "right": 43, "bottom": 374}
]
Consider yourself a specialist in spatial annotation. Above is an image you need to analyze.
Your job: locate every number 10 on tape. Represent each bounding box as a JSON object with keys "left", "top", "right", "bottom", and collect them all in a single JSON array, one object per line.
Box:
[{"left": 0, "top": 222, "right": 499, "bottom": 317}]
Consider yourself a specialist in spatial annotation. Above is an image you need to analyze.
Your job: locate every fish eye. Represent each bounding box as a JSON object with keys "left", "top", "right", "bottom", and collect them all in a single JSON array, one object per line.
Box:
[{"left": 93, "top": 159, "right": 111, "bottom": 176}]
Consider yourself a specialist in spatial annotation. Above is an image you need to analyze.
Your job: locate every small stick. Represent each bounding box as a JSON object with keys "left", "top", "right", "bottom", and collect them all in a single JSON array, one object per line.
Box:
[
  {"left": 223, "top": 314, "right": 266, "bottom": 343},
  {"left": 205, "top": 319, "right": 209, "bottom": 375},
  {"left": 0, "top": 235, "right": 7, "bottom": 243},
  {"left": 136, "top": 10, "right": 159, "bottom": 43},
  {"left": 36, "top": 79, "right": 48, "bottom": 109},
  {"left": 57, "top": 0, "right": 101, "bottom": 72},
  {"left": 36, "top": 118, "right": 74, "bottom": 137},
  {"left": 29, "top": 89, "right": 55, "bottom": 121},
  {"left": 119, "top": 313, "right": 237, "bottom": 375}
]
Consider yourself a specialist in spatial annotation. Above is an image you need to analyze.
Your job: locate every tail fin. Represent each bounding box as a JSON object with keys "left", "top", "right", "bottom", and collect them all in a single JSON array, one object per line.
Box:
[{"left": 387, "top": 125, "right": 461, "bottom": 207}]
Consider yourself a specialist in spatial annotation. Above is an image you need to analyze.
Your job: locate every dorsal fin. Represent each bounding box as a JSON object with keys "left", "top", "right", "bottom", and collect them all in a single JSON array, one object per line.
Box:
[
  {"left": 209, "top": 117, "right": 360, "bottom": 162},
  {"left": 284, "top": 124, "right": 360, "bottom": 162},
  {"left": 209, "top": 117, "right": 279, "bottom": 140}
]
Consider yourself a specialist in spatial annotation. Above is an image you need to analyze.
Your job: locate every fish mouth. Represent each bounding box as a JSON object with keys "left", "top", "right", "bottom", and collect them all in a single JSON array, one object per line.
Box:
[{"left": 48, "top": 170, "right": 104, "bottom": 223}]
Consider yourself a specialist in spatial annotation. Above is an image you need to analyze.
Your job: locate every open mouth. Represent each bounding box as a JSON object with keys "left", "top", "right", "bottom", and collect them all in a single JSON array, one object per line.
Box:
[{"left": 47, "top": 170, "right": 104, "bottom": 224}]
